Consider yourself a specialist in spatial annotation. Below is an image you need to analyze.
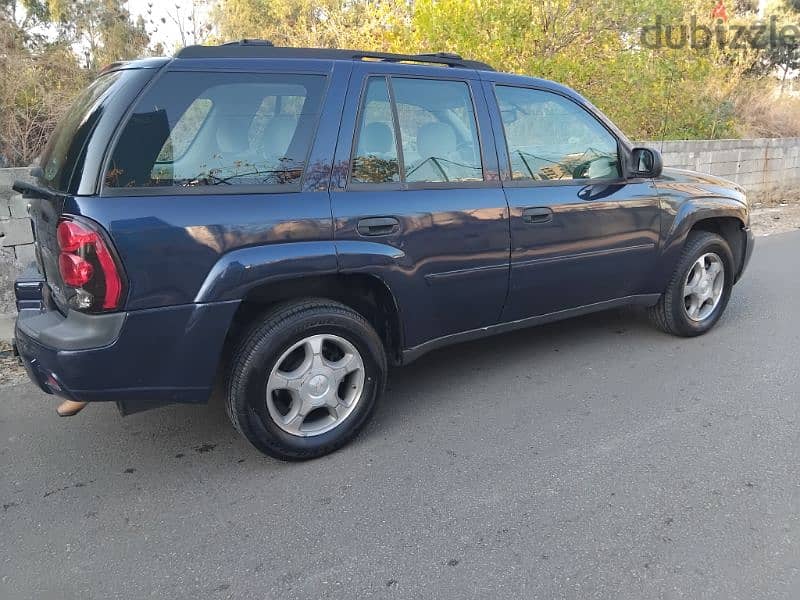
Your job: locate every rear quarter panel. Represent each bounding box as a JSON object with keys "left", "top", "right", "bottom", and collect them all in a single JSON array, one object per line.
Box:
[
  {"left": 66, "top": 193, "right": 335, "bottom": 309},
  {"left": 69, "top": 60, "right": 351, "bottom": 310}
]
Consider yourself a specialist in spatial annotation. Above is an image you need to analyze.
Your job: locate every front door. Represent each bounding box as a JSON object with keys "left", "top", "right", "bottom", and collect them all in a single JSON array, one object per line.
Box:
[
  {"left": 331, "top": 65, "right": 510, "bottom": 350},
  {"left": 487, "top": 83, "right": 662, "bottom": 321}
]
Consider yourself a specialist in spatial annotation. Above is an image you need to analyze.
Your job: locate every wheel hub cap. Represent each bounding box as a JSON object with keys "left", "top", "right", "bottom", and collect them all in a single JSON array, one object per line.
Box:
[
  {"left": 305, "top": 374, "right": 330, "bottom": 398},
  {"left": 682, "top": 252, "right": 725, "bottom": 322},
  {"left": 266, "top": 334, "right": 365, "bottom": 437}
]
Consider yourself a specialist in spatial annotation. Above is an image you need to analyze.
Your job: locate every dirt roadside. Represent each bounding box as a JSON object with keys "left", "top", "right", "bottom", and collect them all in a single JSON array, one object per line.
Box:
[{"left": 751, "top": 202, "right": 800, "bottom": 237}]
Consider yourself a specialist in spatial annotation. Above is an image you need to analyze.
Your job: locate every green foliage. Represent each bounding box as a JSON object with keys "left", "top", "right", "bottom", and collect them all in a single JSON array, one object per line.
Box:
[
  {"left": 211, "top": 0, "right": 406, "bottom": 49},
  {"left": 0, "top": 0, "right": 149, "bottom": 165},
  {"left": 2, "top": 0, "right": 799, "bottom": 166},
  {"left": 45, "top": 0, "right": 150, "bottom": 69},
  {"left": 211, "top": 0, "right": 781, "bottom": 141},
  {"left": 405, "top": 0, "right": 750, "bottom": 139},
  {"left": 0, "top": 39, "right": 90, "bottom": 165}
]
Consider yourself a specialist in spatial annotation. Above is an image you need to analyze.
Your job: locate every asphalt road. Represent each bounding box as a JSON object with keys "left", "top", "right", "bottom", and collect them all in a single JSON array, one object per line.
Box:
[{"left": 2, "top": 232, "right": 799, "bottom": 600}]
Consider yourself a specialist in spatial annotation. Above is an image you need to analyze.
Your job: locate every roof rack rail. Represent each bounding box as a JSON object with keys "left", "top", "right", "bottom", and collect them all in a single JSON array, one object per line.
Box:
[
  {"left": 175, "top": 42, "right": 494, "bottom": 71},
  {"left": 220, "top": 38, "right": 274, "bottom": 47}
]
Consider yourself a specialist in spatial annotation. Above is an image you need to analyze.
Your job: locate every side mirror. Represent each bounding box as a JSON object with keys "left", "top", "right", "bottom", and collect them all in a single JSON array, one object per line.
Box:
[{"left": 629, "top": 147, "right": 663, "bottom": 179}]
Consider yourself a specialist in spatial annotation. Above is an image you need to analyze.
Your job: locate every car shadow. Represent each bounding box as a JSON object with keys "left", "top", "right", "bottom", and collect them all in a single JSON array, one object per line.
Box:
[{"left": 89, "top": 306, "right": 655, "bottom": 461}]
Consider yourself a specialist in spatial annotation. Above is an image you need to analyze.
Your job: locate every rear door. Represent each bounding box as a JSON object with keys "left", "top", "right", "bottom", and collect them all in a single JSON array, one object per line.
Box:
[
  {"left": 487, "top": 82, "right": 662, "bottom": 321},
  {"left": 331, "top": 63, "right": 510, "bottom": 350}
]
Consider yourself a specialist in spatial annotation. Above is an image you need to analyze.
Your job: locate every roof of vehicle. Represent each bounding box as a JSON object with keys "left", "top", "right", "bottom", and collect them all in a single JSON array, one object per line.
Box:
[{"left": 174, "top": 39, "right": 495, "bottom": 71}]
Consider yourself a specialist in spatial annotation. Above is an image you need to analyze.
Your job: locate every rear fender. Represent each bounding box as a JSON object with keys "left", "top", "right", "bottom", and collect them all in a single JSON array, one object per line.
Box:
[
  {"left": 195, "top": 239, "right": 412, "bottom": 352},
  {"left": 194, "top": 241, "right": 339, "bottom": 303}
]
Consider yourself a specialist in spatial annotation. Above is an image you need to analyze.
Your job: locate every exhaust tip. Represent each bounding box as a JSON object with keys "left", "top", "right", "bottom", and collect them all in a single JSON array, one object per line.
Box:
[{"left": 56, "top": 400, "right": 88, "bottom": 417}]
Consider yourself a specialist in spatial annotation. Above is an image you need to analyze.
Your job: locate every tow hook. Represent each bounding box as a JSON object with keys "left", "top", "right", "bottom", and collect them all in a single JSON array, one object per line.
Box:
[{"left": 56, "top": 400, "right": 88, "bottom": 417}]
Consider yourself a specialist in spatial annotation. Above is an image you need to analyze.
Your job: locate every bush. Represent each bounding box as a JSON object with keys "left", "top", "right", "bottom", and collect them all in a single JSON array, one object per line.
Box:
[
  {"left": 0, "top": 43, "right": 89, "bottom": 167},
  {"left": 732, "top": 82, "right": 800, "bottom": 138}
]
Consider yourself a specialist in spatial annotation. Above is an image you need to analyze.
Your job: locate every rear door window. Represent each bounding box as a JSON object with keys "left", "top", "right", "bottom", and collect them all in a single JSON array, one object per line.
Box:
[
  {"left": 350, "top": 76, "right": 483, "bottom": 186},
  {"left": 392, "top": 78, "right": 482, "bottom": 183},
  {"left": 351, "top": 77, "right": 400, "bottom": 184},
  {"left": 105, "top": 72, "right": 327, "bottom": 190}
]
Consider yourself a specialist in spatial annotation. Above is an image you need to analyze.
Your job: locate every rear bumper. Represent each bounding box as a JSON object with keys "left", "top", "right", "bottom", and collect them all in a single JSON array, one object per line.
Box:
[{"left": 14, "top": 269, "right": 239, "bottom": 414}]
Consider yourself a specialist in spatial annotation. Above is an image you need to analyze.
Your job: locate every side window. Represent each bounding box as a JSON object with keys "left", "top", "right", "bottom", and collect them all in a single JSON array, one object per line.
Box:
[
  {"left": 392, "top": 78, "right": 482, "bottom": 183},
  {"left": 351, "top": 77, "right": 400, "bottom": 184},
  {"left": 495, "top": 86, "right": 620, "bottom": 182},
  {"left": 106, "top": 72, "right": 327, "bottom": 189},
  {"left": 350, "top": 76, "right": 483, "bottom": 186}
]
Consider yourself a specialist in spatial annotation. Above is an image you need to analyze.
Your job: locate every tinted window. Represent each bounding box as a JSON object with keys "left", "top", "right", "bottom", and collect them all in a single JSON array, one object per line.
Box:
[
  {"left": 39, "top": 71, "right": 124, "bottom": 192},
  {"left": 393, "top": 78, "right": 482, "bottom": 183},
  {"left": 106, "top": 72, "right": 326, "bottom": 189},
  {"left": 351, "top": 77, "right": 400, "bottom": 184},
  {"left": 350, "top": 76, "right": 483, "bottom": 186},
  {"left": 495, "top": 86, "right": 620, "bottom": 181}
]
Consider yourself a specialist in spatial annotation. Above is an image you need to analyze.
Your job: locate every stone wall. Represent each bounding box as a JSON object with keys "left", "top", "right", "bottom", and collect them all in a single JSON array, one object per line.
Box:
[
  {"left": 0, "top": 168, "right": 35, "bottom": 340},
  {"left": 637, "top": 137, "right": 800, "bottom": 202},
  {"left": 0, "top": 136, "right": 798, "bottom": 340}
]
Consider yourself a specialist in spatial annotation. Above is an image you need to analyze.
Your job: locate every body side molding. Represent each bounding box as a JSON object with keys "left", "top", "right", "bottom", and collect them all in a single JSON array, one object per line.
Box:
[{"left": 401, "top": 293, "right": 661, "bottom": 364}]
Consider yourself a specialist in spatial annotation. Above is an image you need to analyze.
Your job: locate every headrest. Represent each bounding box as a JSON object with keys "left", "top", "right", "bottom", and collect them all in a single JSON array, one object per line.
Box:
[
  {"left": 215, "top": 117, "right": 250, "bottom": 154},
  {"left": 361, "top": 122, "right": 394, "bottom": 155},
  {"left": 263, "top": 115, "right": 297, "bottom": 159},
  {"left": 416, "top": 121, "right": 457, "bottom": 159}
]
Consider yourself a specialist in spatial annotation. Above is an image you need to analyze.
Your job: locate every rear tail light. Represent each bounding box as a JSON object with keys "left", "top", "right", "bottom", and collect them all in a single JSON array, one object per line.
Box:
[
  {"left": 57, "top": 217, "right": 125, "bottom": 311},
  {"left": 58, "top": 253, "right": 94, "bottom": 287}
]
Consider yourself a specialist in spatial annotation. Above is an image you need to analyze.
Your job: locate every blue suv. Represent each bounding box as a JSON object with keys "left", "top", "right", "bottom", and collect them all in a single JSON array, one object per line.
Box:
[{"left": 13, "top": 42, "right": 754, "bottom": 459}]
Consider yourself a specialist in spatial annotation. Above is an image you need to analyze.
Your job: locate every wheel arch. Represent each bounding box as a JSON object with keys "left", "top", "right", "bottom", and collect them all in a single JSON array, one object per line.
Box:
[
  {"left": 225, "top": 273, "right": 404, "bottom": 366},
  {"left": 688, "top": 216, "right": 747, "bottom": 276},
  {"left": 660, "top": 197, "right": 749, "bottom": 287}
]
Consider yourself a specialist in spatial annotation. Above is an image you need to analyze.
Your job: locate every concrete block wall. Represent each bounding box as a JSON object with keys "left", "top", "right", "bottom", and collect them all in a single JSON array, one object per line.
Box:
[
  {"left": 637, "top": 138, "right": 800, "bottom": 202},
  {"left": 0, "top": 167, "right": 35, "bottom": 340}
]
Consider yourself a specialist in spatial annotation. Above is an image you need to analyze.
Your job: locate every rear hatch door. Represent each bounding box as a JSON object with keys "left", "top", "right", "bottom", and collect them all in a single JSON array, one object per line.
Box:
[{"left": 18, "top": 65, "right": 162, "bottom": 311}]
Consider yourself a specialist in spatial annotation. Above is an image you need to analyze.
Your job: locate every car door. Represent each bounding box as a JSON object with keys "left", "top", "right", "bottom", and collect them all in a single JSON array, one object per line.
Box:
[
  {"left": 331, "top": 64, "right": 510, "bottom": 350},
  {"left": 486, "top": 81, "right": 662, "bottom": 321}
]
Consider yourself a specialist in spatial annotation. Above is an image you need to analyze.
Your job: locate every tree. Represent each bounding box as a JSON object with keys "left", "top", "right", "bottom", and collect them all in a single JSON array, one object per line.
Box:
[
  {"left": 0, "top": 0, "right": 150, "bottom": 166},
  {"left": 46, "top": 0, "right": 150, "bottom": 70},
  {"left": 212, "top": 0, "right": 407, "bottom": 49}
]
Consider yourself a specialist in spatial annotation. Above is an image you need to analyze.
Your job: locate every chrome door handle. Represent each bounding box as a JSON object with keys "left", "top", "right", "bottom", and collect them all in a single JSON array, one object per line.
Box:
[
  {"left": 357, "top": 217, "right": 400, "bottom": 236},
  {"left": 522, "top": 207, "right": 553, "bottom": 224}
]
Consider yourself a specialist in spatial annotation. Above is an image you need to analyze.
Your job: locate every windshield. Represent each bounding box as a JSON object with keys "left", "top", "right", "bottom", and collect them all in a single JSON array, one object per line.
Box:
[{"left": 38, "top": 71, "right": 123, "bottom": 192}]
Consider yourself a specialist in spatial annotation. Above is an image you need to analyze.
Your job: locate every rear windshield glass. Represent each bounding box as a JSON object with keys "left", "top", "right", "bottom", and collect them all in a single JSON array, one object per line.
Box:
[
  {"left": 105, "top": 72, "right": 327, "bottom": 190},
  {"left": 38, "top": 71, "right": 124, "bottom": 192}
]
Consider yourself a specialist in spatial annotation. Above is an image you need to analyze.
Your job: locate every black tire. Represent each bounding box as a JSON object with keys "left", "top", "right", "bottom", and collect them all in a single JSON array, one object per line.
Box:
[
  {"left": 649, "top": 231, "right": 735, "bottom": 337},
  {"left": 226, "top": 299, "right": 387, "bottom": 460}
]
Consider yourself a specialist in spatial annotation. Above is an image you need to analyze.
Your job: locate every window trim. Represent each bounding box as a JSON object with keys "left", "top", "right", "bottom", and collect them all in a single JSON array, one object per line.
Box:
[
  {"left": 492, "top": 83, "right": 628, "bottom": 189},
  {"left": 98, "top": 69, "right": 329, "bottom": 197},
  {"left": 346, "top": 74, "right": 490, "bottom": 190},
  {"left": 102, "top": 182, "right": 302, "bottom": 197},
  {"left": 346, "top": 76, "right": 403, "bottom": 188},
  {"left": 385, "top": 76, "right": 407, "bottom": 185}
]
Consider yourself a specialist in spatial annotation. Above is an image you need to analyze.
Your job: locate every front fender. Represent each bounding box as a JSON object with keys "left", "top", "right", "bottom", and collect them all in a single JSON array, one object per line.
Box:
[
  {"left": 658, "top": 195, "right": 748, "bottom": 290},
  {"left": 665, "top": 196, "right": 748, "bottom": 245},
  {"left": 194, "top": 241, "right": 339, "bottom": 303}
]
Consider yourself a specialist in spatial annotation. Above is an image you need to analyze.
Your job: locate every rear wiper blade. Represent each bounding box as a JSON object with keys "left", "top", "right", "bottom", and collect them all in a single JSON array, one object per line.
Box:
[{"left": 12, "top": 180, "right": 56, "bottom": 200}]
